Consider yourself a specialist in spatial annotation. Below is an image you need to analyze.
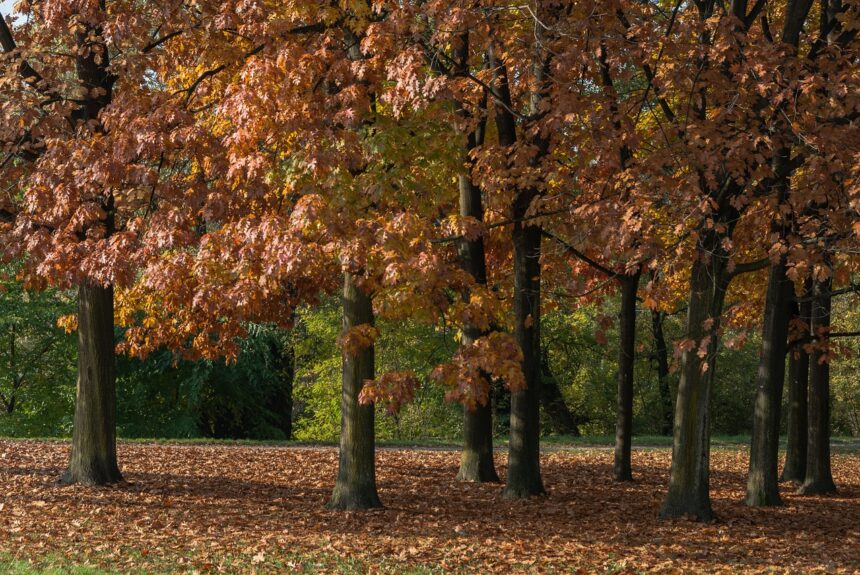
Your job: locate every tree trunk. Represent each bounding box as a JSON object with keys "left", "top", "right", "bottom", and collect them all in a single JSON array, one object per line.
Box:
[
  {"left": 660, "top": 243, "right": 728, "bottom": 521},
  {"left": 798, "top": 276, "right": 837, "bottom": 495},
  {"left": 781, "top": 288, "right": 811, "bottom": 483},
  {"left": 457, "top": 388, "right": 498, "bottom": 482},
  {"left": 456, "top": 321, "right": 498, "bottom": 483},
  {"left": 269, "top": 333, "right": 295, "bottom": 440},
  {"left": 746, "top": 258, "right": 793, "bottom": 506},
  {"left": 651, "top": 309, "right": 674, "bottom": 436},
  {"left": 60, "top": 282, "right": 122, "bottom": 486},
  {"left": 487, "top": 22, "right": 551, "bottom": 497},
  {"left": 328, "top": 273, "right": 381, "bottom": 509},
  {"left": 454, "top": 203, "right": 500, "bottom": 482},
  {"left": 540, "top": 351, "right": 579, "bottom": 436},
  {"left": 453, "top": 36, "right": 498, "bottom": 482},
  {"left": 503, "top": 191, "right": 545, "bottom": 498},
  {"left": 614, "top": 272, "right": 640, "bottom": 481}
]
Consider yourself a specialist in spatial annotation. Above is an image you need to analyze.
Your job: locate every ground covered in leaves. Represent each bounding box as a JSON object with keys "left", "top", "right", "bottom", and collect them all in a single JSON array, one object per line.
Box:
[{"left": 1, "top": 441, "right": 858, "bottom": 574}]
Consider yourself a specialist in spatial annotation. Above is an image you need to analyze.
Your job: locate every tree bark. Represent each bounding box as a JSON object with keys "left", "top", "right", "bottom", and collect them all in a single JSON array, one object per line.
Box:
[
  {"left": 487, "top": 39, "right": 545, "bottom": 499},
  {"left": 798, "top": 276, "right": 837, "bottom": 495},
  {"left": 614, "top": 272, "right": 640, "bottom": 481},
  {"left": 660, "top": 234, "right": 729, "bottom": 521},
  {"left": 456, "top": 310, "right": 499, "bottom": 483},
  {"left": 328, "top": 273, "right": 381, "bottom": 509},
  {"left": 651, "top": 309, "right": 674, "bottom": 436},
  {"left": 457, "top": 385, "right": 498, "bottom": 483},
  {"left": 453, "top": 33, "right": 498, "bottom": 483},
  {"left": 504, "top": 201, "right": 545, "bottom": 499},
  {"left": 745, "top": 258, "right": 793, "bottom": 506},
  {"left": 456, "top": 214, "right": 498, "bottom": 483},
  {"left": 781, "top": 289, "right": 811, "bottom": 483},
  {"left": 60, "top": 282, "right": 122, "bottom": 486}
]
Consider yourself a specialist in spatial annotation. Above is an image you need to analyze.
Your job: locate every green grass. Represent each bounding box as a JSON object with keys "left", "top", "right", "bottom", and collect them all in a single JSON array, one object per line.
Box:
[
  {"left": 0, "top": 556, "right": 155, "bottom": 575},
  {"left": 1, "top": 434, "right": 858, "bottom": 452},
  {"left": 0, "top": 552, "right": 456, "bottom": 575}
]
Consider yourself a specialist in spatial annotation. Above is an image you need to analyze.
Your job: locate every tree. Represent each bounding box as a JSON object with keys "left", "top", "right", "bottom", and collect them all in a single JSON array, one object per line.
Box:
[
  {"left": 745, "top": 0, "right": 819, "bottom": 508},
  {"left": 798, "top": 273, "right": 838, "bottom": 495},
  {"left": 650, "top": 309, "right": 674, "bottom": 437},
  {"left": 781, "top": 289, "right": 811, "bottom": 483},
  {"left": 486, "top": 29, "right": 547, "bottom": 498},
  {"left": 1, "top": 3, "right": 122, "bottom": 485},
  {"left": 449, "top": 30, "right": 499, "bottom": 484},
  {"left": 329, "top": 273, "right": 382, "bottom": 509}
]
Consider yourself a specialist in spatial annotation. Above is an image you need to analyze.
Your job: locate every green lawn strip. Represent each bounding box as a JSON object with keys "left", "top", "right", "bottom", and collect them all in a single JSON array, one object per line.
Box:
[
  {"left": 1, "top": 435, "right": 857, "bottom": 453},
  {"left": 0, "top": 549, "right": 465, "bottom": 575}
]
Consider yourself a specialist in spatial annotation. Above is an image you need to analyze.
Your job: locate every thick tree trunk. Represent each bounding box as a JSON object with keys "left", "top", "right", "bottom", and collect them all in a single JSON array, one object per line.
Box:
[
  {"left": 457, "top": 389, "right": 498, "bottom": 483},
  {"left": 614, "top": 272, "right": 640, "bottom": 481},
  {"left": 60, "top": 282, "right": 122, "bottom": 486},
  {"left": 660, "top": 245, "right": 727, "bottom": 521},
  {"left": 651, "top": 309, "right": 674, "bottom": 436},
  {"left": 328, "top": 273, "right": 381, "bottom": 509},
  {"left": 540, "top": 351, "right": 579, "bottom": 436},
  {"left": 746, "top": 258, "right": 793, "bottom": 506},
  {"left": 781, "top": 290, "right": 811, "bottom": 483},
  {"left": 798, "top": 276, "right": 837, "bottom": 495},
  {"left": 504, "top": 191, "right": 545, "bottom": 498}
]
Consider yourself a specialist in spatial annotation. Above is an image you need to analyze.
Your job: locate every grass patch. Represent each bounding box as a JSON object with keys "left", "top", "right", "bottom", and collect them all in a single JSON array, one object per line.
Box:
[
  {"left": 0, "top": 555, "right": 158, "bottom": 575},
  {"left": 0, "top": 551, "right": 455, "bottom": 575},
  {"left": 1, "top": 434, "right": 857, "bottom": 453}
]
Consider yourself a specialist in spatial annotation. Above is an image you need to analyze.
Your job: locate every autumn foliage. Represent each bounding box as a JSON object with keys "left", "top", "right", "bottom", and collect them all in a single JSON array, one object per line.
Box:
[{"left": 0, "top": 0, "right": 859, "bottom": 569}]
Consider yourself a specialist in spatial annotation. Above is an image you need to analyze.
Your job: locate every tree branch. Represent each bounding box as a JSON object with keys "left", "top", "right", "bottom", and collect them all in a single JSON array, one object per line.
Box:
[
  {"left": 727, "top": 257, "right": 770, "bottom": 278},
  {"left": 542, "top": 229, "right": 618, "bottom": 278}
]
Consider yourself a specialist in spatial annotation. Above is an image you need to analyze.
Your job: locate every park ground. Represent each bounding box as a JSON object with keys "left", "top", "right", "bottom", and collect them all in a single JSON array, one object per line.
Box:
[{"left": 0, "top": 438, "right": 858, "bottom": 574}]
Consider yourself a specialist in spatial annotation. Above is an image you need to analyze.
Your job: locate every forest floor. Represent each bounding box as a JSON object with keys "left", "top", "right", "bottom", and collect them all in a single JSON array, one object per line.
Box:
[{"left": 0, "top": 441, "right": 858, "bottom": 574}]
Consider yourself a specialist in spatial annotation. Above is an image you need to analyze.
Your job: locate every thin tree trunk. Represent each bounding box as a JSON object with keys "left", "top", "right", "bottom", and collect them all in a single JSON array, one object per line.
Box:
[
  {"left": 486, "top": 40, "right": 545, "bottom": 498},
  {"left": 781, "top": 287, "right": 811, "bottom": 483},
  {"left": 798, "top": 276, "right": 837, "bottom": 495},
  {"left": 651, "top": 309, "right": 673, "bottom": 436},
  {"left": 660, "top": 238, "right": 729, "bottom": 521},
  {"left": 746, "top": 257, "right": 793, "bottom": 506},
  {"left": 454, "top": 33, "right": 498, "bottom": 483},
  {"left": 328, "top": 273, "right": 381, "bottom": 509},
  {"left": 746, "top": 134, "right": 795, "bottom": 508},
  {"left": 60, "top": 282, "right": 122, "bottom": 486},
  {"left": 540, "top": 351, "right": 579, "bottom": 436},
  {"left": 456, "top": 313, "right": 498, "bottom": 482},
  {"left": 457, "top": 220, "right": 498, "bottom": 483},
  {"left": 269, "top": 333, "right": 295, "bottom": 440},
  {"left": 614, "top": 272, "right": 640, "bottom": 481}
]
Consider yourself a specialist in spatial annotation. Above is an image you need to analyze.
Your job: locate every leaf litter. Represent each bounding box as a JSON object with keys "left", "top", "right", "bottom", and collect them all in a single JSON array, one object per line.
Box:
[{"left": 0, "top": 441, "right": 858, "bottom": 574}]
